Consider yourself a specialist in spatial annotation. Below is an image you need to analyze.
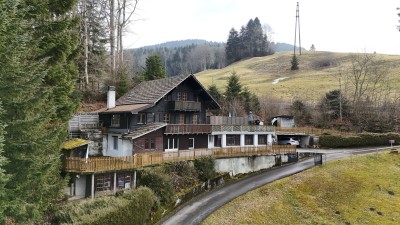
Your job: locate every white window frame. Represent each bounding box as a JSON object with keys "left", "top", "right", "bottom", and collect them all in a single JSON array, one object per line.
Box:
[
  {"left": 189, "top": 138, "right": 194, "bottom": 149},
  {"left": 165, "top": 137, "right": 179, "bottom": 152}
]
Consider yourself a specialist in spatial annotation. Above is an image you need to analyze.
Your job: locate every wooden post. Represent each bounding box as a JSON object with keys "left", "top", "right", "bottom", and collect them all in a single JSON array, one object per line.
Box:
[
  {"left": 91, "top": 173, "right": 95, "bottom": 199},
  {"left": 133, "top": 170, "right": 137, "bottom": 188},
  {"left": 113, "top": 172, "right": 117, "bottom": 195}
]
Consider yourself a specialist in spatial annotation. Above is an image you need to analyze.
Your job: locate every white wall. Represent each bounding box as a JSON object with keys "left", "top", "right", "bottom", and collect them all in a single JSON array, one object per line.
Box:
[
  {"left": 104, "top": 134, "right": 132, "bottom": 157},
  {"left": 214, "top": 155, "right": 288, "bottom": 176}
]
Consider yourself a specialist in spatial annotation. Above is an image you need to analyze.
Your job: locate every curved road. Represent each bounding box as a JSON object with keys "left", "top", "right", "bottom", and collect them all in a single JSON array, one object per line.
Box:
[{"left": 160, "top": 147, "right": 394, "bottom": 225}]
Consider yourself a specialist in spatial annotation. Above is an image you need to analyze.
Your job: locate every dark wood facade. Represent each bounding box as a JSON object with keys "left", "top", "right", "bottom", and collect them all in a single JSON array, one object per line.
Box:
[{"left": 98, "top": 74, "right": 220, "bottom": 153}]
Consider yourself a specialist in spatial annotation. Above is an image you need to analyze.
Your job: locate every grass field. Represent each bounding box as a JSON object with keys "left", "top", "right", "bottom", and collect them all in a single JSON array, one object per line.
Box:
[
  {"left": 195, "top": 51, "right": 400, "bottom": 103},
  {"left": 202, "top": 151, "right": 400, "bottom": 225}
]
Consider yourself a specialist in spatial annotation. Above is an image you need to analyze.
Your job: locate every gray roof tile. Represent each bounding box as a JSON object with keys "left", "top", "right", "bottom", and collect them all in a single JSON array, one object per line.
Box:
[{"left": 116, "top": 74, "right": 190, "bottom": 105}]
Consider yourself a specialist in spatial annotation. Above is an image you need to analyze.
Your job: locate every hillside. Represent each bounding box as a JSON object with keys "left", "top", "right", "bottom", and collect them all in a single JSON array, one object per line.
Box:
[
  {"left": 195, "top": 51, "right": 400, "bottom": 103},
  {"left": 202, "top": 151, "right": 400, "bottom": 225}
]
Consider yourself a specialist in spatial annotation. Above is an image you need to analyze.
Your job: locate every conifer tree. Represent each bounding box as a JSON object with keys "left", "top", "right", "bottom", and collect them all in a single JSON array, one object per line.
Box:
[
  {"left": 226, "top": 28, "right": 240, "bottom": 64},
  {"left": 0, "top": 0, "right": 79, "bottom": 223},
  {"left": 143, "top": 55, "right": 167, "bottom": 80},
  {"left": 0, "top": 102, "right": 8, "bottom": 222},
  {"left": 224, "top": 71, "right": 243, "bottom": 102},
  {"left": 207, "top": 84, "right": 222, "bottom": 102},
  {"left": 291, "top": 54, "right": 299, "bottom": 70}
]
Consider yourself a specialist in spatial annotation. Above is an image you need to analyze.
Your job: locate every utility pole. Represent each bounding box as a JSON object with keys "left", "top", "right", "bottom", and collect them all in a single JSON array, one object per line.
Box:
[{"left": 293, "top": 2, "right": 301, "bottom": 55}]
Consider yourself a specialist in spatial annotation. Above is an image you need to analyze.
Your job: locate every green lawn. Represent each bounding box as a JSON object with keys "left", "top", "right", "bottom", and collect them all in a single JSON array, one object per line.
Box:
[
  {"left": 202, "top": 151, "right": 400, "bottom": 225},
  {"left": 195, "top": 51, "right": 400, "bottom": 103}
]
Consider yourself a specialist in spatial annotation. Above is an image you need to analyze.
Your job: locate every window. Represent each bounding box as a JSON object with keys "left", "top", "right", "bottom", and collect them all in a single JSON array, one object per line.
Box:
[
  {"left": 178, "top": 114, "right": 185, "bottom": 124},
  {"left": 112, "top": 136, "right": 118, "bottom": 150},
  {"left": 192, "top": 114, "right": 198, "bottom": 124},
  {"left": 111, "top": 114, "right": 120, "bottom": 127},
  {"left": 163, "top": 113, "right": 170, "bottom": 123},
  {"left": 96, "top": 174, "right": 112, "bottom": 192},
  {"left": 177, "top": 92, "right": 187, "bottom": 101},
  {"left": 258, "top": 135, "right": 267, "bottom": 145},
  {"left": 117, "top": 174, "right": 132, "bottom": 189},
  {"left": 165, "top": 137, "right": 179, "bottom": 150},
  {"left": 138, "top": 113, "right": 146, "bottom": 124},
  {"left": 245, "top": 135, "right": 253, "bottom": 145},
  {"left": 189, "top": 138, "right": 194, "bottom": 149},
  {"left": 227, "top": 135, "right": 240, "bottom": 146},
  {"left": 145, "top": 138, "right": 155, "bottom": 149}
]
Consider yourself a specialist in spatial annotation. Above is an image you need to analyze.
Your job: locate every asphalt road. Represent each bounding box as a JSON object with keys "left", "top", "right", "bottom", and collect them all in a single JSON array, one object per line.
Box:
[{"left": 160, "top": 146, "right": 395, "bottom": 225}]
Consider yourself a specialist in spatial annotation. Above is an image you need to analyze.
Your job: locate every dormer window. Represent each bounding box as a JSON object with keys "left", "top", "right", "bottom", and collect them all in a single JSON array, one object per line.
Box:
[{"left": 111, "top": 114, "right": 120, "bottom": 127}]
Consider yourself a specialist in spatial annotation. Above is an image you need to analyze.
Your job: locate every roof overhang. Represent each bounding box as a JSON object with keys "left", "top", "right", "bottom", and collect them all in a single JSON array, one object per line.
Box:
[
  {"left": 123, "top": 123, "right": 167, "bottom": 140},
  {"left": 98, "top": 103, "right": 154, "bottom": 114}
]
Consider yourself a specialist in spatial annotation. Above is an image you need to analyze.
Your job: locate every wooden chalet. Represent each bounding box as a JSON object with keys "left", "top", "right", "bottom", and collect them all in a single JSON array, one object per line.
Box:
[{"left": 65, "top": 74, "right": 284, "bottom": 199}]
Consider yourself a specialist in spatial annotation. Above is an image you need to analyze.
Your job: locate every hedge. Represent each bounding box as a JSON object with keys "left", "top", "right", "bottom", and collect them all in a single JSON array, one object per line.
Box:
[{"left": 319, "top": 132, "right": 400, "bottom": 148}]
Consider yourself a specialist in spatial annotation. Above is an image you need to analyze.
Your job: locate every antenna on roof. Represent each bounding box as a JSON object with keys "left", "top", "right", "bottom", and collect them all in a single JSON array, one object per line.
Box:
[{"left": 293, "top": 2, "right": 301, "bottom": 55}]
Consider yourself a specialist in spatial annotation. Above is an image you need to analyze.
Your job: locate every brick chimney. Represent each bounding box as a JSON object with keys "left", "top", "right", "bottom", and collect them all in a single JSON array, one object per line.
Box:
[{"left": 107, "top": 86, "right": 116, "bottom": 109}]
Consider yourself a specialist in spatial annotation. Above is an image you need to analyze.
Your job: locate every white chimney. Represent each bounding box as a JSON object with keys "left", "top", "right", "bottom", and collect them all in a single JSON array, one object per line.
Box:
[{"left": 107, "top": 86, "right": 116, "bottom": 109}]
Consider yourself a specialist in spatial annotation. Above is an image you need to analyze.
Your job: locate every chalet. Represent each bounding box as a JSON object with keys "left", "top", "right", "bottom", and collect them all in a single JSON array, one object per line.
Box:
[{"left": 65, "top": 74, "right": 279, "bottom": 198}]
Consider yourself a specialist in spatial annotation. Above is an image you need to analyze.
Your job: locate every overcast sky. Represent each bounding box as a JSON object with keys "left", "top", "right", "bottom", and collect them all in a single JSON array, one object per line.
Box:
[{"left": 124, "top": 0, "right": 400, "bottom": 55}]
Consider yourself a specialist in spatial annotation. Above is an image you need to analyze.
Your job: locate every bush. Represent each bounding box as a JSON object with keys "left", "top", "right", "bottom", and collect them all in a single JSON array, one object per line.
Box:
[
  {"left": 164, "top": 161, "right": 199, "bottom": 192},
  {"left": 193, "top": 157, "right": 217, "bottom": 182},
  {"left": 138, "top": 169, "right": 175, "bottom": 204},
  {"left": 54, "top": 187, "right": 158, "bottom": 225},
  {"left": 319, "top": 132, "right": 400, "bottom": 148}
]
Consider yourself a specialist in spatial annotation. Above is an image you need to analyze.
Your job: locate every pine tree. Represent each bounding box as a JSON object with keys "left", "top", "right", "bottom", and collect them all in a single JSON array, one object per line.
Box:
[
  {"left": 291, "top": 54, "right": 299, "bottom": 70},
  {"left": 207, "top": 84, "right": 222, "bottom": 102},
  {"left": 0, "top": 102, "right": 8, "bottom": 222},
  {"left": 117, "top": 69, "right": 131, "bottom": 97},
  {"left": 225, "top": 28, "right": 240, "bottom": 64},
  {"left": 144, "top": 55, "right": 167, "bottom": 80},
  {"left": 225, "top": 71, "right": 243, "bottom": 102},
  {"left": 0, "top": 0, "right": 79, "bottom": 223}
]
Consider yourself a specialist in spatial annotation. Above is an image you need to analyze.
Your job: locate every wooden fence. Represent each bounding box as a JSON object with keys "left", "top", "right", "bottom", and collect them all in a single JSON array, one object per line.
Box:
[{"left": 65, "top": 145, "right": 296, "bottom": 173}]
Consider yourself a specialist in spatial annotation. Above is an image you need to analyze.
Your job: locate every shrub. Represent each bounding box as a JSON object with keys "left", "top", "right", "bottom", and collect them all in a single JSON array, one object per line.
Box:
[
  {"left": 54, "top": 187, "right": 159, "bottom": 225},
  {"left": 193, "top": 157, "right": 217, "bottom": 182},
  {"left": 138, "top": 169, "right": 175, "bottom": 204},
  {"left": 164, "top": 161, "right": 199, "bottom": 192}
]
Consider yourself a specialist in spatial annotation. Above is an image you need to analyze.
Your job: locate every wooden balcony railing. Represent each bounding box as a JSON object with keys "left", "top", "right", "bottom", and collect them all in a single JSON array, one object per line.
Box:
[
  {"left": 64, "top": 145, "right": 296, "bottom": 173},
  {"left": 165, "top": 124, "right": 212, "bottom": 134},
  {"left": 168, "top": 101, "right": 201, "bottom": 111}
]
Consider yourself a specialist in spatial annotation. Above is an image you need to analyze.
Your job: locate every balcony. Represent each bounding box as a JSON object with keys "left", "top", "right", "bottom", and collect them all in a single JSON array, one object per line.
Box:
[
  {"left": 165, "top": 124, "right": 212, "bottom": 134},
  {"left": 168, "top": 101, "right": 201, "bottom": 111},
  {"left": 64, "top": 145, "right": 296, "bottom": 173}
]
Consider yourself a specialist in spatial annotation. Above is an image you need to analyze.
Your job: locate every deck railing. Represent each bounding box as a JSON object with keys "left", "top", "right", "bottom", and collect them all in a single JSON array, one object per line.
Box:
[
  {"left": 64, "top": 145, "right": 296, "bottom": 173},
  {"left": 165, "top": 124, "right": 212, "bottom": 134}
]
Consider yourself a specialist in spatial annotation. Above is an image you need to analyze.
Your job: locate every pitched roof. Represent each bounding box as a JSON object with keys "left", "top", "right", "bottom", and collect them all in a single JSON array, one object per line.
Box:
[
  {"left": 97, "top": 103, "right": 153, "bottom": 114},
  {"left": 116, "top": 74, "right": 190, "bottom": 105},
  {"left": 122, "top": 123, "right": 167, "bottom": 140}
]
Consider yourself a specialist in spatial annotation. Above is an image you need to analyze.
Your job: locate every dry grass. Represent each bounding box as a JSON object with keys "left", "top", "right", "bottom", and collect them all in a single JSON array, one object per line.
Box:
[
  {"left": 202, "top": 151, "right": 400, "bottom": 225},
  {"left": 195, "top": 51, "right": 400, "bottom": 103}
]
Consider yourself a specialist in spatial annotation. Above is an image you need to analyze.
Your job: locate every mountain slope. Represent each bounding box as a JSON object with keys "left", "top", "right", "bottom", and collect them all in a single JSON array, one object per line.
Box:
[{"left": 195, "top": 51, "right": 400, "bottom": 103}]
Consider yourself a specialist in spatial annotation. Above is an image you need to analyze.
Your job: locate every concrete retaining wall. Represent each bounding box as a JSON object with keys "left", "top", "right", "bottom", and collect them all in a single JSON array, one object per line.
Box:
[{"left": 215, "top": 154, "right": 289, "bottom": 176}]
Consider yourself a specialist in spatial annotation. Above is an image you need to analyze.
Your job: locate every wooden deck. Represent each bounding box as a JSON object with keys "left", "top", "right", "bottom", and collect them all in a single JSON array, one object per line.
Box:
[{"left": 65, "top": 145, "right": 296, "bottom": 173}]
